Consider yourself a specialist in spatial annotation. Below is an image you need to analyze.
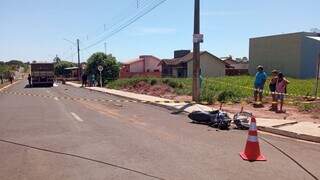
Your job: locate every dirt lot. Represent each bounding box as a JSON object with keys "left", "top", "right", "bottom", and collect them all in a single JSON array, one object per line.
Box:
[{"left": 120, "top": 81, "right": 320, "bottom": 124}]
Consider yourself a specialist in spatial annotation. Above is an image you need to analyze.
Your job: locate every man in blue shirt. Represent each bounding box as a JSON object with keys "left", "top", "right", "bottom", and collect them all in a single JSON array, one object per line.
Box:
[{"left": 254, "top": 65, "right": 267, "bottom": 103}]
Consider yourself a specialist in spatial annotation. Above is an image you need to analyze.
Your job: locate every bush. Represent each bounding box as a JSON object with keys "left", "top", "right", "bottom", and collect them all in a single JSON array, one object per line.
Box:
[
  {"left": 161, "top": 78, "right": 170, "bottom": 84},
  {"left": 217, "top": 90, "right": 240, "bottom": 102},
  {"left": 168, "top": 81, "right": 179, "bottom": 88},
  {"left": 201, "top": 87, "right": 218, "bottom": 104},
  {"left": 150, "top": 79, "right": 158, "bottom": 85}
]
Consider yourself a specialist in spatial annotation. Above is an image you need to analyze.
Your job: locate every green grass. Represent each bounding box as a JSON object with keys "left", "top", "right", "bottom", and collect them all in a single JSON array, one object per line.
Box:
[{"left": 107, "top": 76, "right": 320, "bottom": 104}]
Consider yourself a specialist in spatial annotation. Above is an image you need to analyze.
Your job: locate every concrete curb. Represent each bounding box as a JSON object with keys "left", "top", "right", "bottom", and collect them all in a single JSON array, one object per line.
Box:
[
  {"left": 258, "top": 126, "right": 320, "bottom": 143},
  {"left": 66, "top": 82, "right": 320, "bottom": 143},
  {"left": 89, "top": 87, "right": 188, "bottom": 113}
]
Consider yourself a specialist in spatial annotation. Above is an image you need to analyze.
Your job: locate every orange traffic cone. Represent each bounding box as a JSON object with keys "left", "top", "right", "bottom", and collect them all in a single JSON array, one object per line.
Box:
[{"left": 240, "top": 116, "right": 266, "bottom": 161}]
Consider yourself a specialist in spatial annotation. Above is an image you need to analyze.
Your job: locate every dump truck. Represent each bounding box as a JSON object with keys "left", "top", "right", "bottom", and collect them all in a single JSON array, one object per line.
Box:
[{"left": 31, "top": 63, "right": 54, "bottom": 86}]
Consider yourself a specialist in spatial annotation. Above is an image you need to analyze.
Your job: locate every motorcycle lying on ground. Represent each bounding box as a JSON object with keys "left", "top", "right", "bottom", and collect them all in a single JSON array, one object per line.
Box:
[
  {"left": 233, "top": 111, "right": 252, "bottom": 130},
  {"left": 188, "top": 109, "right": 252, "bottom": 130},
  {"left": 188, "top": 110, "right": 232, "bottom": 130}
]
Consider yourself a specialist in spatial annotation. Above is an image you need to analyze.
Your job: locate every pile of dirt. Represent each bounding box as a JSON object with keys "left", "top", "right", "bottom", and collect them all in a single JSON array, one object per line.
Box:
[{"left": 122, "top": 81, "right": 176, "bottom": 99}]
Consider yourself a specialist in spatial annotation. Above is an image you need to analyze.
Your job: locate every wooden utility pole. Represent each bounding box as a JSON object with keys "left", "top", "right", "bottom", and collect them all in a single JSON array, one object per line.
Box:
[
  {"left": 192, "top": 0, "right": 201, "bottom": 102},
  {"left": 77, "top": 39, "right": 81, "bottom": 81}
]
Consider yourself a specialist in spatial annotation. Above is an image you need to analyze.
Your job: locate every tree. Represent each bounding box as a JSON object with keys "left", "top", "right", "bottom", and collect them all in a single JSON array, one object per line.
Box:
[
  {"left": 5, "top": 60, "right": 24, "bottom": 67},
  {"left": 0, "top": 64, "right": 10, "bottom": 74},
  {"left": 53, "top": 56, "right": 62, "bottom": 64},
  {"left": 54, "top": 61, "right": 75, "bottom": 76},
  {"left": 86, "top": 52, "right": 119, "bottom": 85},
  {"left": 5, "top": 60, "right": 27, "bottom": 71}
]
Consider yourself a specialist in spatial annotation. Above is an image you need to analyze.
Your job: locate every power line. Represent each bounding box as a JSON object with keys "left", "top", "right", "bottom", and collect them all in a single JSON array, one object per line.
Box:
[
  {"left": 81, "top": 0, "right": 168, "bottom": 51},
  {"left": 81, "top": 0, "right": 150, "bottom": 43},
  {"left": 61, "top": 0, "right": 168, "bottom": 60}
]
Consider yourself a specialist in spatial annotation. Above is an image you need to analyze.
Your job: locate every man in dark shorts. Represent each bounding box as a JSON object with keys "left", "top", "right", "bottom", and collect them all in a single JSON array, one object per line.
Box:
[
  {"left": 28, "top": 74, "right": 32, "bottom": 87},
  {"left": 253, "top": 65, "right": 267, "bottom": 104},
  {"left": 269, "top": 70, "right": 278, "bottom": 111},
  {"left": 0, "top": 74, "right": 3, "bottom": 84},
  {"left": 81, "top": 73, "right": 87, "bottom": 87},
  {"left": 9, "top": 74, "right": 14, "bottom": 84}
]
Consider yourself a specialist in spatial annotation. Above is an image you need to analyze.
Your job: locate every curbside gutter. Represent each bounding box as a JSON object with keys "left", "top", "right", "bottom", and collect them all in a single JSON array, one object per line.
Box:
[{"left": 66, "top": 82, "right": 320, "bottom": 143}]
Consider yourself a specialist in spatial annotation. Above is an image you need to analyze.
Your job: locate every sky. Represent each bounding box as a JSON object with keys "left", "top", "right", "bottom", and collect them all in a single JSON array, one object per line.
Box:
[{"left": 0, "top": 0, "right": 320, "bottom": 63}]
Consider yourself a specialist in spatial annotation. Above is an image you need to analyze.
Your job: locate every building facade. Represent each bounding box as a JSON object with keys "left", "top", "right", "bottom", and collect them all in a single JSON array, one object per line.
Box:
[
  {"left": 119, "top": 55, "right": 162, "bottom": 78},
  {"left": 160, "top": 50, "right": 226, "bottom": 78},
  {"left": 249, "top": 32, "right": 320, "bottom": 78},
  {"left": 222, "top": 57, "right": 249, "bottom": 76}
]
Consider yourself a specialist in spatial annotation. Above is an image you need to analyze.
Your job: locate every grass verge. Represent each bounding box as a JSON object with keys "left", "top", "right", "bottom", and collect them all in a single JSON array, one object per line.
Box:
[{"left": 107, "top": 76, "right": 320, "bottom": 104}]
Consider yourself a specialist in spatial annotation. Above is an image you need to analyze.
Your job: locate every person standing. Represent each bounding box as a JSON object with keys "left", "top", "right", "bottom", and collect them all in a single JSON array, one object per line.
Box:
[
  {"left": 0, "top": 74, "right": 3, "bottom": 84},
  {"left": 269, "top": 70, "right": 278, "bottom": 111},
  {"left": 276, "top": 72, "right": 289, "bottom": 113},
  {"left": 81, "top": 73, "right": 87, "bottom": 87},
  {"left": 9, "top": 74, "right": 13, "bottom": 84},
  {"left": 91, "top": 74, "right": 95, "bottom": 87},
  {"left": 253, "top": 65, "right": 267, "bottom": 103},
  {"left": 28, "top": 74, "right": 32, "bottom": 87}
]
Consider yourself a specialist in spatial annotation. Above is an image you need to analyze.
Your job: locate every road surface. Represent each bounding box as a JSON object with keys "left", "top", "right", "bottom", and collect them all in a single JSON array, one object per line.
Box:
[{"left": 0, "top": 81, "right": 319, "bottom": 180}]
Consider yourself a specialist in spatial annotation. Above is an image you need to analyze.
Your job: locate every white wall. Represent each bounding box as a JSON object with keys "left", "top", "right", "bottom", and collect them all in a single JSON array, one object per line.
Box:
[{"left": 187, "top": 53, "right": 226, "bottom": 77}]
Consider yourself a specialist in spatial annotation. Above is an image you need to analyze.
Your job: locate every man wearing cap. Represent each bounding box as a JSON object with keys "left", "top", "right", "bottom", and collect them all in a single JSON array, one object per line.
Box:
[{"left": 254, "top": 65, "right": 267, "bottom": 103}]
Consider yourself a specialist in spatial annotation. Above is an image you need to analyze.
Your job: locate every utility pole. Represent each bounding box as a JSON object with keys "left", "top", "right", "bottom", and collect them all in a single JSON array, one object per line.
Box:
[
  {"left": 77, "top": 39, "right": 81, "bottom": 81},
  {"left": 192, "top": 0, "right": 202, "bottom": 102}
]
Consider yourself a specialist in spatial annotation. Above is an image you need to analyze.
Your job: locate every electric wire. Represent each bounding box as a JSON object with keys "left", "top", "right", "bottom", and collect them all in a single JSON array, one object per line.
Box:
[
  {"left": 259, "top": 136, "right": 319, "bottom": 180},
  {"left": 61, "top": 0, "right": 167, "bottom": 60},
  {"left": 0, "top": 138, "right": 166, "bottom": 180},
  {"left": 81, "top": 0, "right": 168, "bottom": 51}
]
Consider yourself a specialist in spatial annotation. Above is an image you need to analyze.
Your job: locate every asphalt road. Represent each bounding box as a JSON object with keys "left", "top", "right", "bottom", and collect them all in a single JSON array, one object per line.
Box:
[{"left": 0, "top": 80, "right": 319, "bottom": 180}]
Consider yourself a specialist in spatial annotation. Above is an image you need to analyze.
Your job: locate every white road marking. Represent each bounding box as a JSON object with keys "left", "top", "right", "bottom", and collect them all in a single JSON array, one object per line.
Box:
[
  {"left": 70, "top": 112, "right": 84, "bottom": 122},
  {"left": 54, "top": 97, "right": 59, "bottom": 101}
]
